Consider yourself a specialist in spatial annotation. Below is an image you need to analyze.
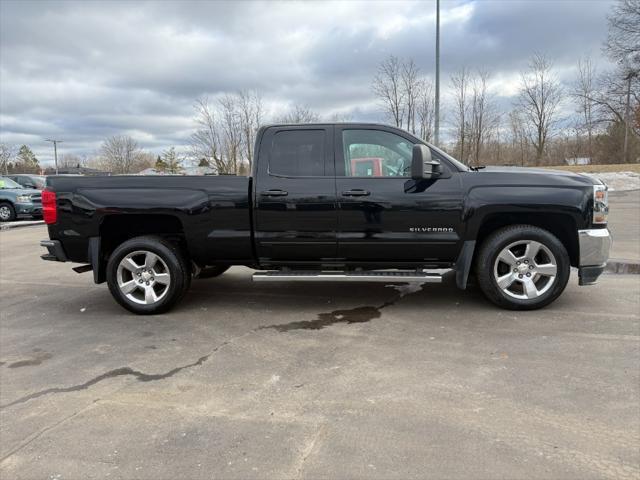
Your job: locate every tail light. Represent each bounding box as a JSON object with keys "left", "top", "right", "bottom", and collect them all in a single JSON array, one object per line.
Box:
[
  {"left": 592, "top": 184, "right": 608, "bottom": 225},
  {"left": 42, "top": 188, "right": 57, "bottom": 224}
]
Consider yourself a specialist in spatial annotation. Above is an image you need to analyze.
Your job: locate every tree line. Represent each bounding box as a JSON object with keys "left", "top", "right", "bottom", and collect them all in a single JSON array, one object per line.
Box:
[{"left": 371, "top": 0, "right": 639, "bottom": 167}]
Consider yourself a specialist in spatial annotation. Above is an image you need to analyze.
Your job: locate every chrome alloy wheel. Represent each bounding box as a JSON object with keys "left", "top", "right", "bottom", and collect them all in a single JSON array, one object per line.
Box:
[
  {"left": 116, "top": 250, "right": 171, "bottom": 305},
  {"left": 493, "top": 240, "right": 557, "bottom": 300},
  {"left": 0, "top": 206, "right": 11, "bottom": 221}
]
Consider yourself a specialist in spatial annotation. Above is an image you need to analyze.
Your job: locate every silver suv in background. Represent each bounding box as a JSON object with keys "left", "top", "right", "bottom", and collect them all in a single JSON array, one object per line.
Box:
[{"left": 0, "top": 176, "right": 42, "bottom": 221}]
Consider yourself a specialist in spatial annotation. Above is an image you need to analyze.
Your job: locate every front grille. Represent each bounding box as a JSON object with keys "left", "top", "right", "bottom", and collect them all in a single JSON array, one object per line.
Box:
[{"left": 31, "top": 195, "right": 42, "bottom": 204}]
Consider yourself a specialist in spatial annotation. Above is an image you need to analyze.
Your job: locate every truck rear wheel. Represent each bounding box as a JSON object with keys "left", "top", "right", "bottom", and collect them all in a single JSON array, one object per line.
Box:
[
  {"left": 475, "top": 225, "right": 570, "bottom": 310},
  {"left": 106, "top": 236, "right": 191, "bottom": 315}
]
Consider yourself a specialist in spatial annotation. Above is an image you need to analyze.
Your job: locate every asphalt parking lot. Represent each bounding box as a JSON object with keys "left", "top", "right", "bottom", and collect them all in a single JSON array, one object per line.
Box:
[{"left": 1, "top": 194, "right": 639, "bottom": 479}]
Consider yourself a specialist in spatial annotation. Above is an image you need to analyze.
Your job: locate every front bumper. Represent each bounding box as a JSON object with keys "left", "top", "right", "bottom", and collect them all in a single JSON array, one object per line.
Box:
[
  {"left": 578, "top": 228, "right": 612, "bottom": 286},
  {"left": 16, "top": 203, "right": 42, "bottom": 215}
]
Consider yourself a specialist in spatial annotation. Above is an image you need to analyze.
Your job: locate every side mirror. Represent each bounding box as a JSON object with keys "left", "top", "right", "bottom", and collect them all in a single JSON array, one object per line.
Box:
[{"left": 411, "top": 144, "right": 441, "bottom": 180}]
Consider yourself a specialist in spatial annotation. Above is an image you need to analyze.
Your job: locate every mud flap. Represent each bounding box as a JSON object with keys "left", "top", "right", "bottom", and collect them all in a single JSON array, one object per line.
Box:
[{"left": 455, "top": 240, "right": 476, "bottom": 290}]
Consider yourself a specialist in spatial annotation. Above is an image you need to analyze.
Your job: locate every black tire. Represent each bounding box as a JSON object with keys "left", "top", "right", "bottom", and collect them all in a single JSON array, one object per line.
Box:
[
  {"left": 0, "top": 202, "right": 16, "bottom": 222},
  {"left": 195, "top": 265, "right": 230, "bottom": 279},
  {"left": 106, "top": 236, "right": 191, "bottom": 315},
  {"left": 475, "top": 225, "right": 570, "bottom": 310}
]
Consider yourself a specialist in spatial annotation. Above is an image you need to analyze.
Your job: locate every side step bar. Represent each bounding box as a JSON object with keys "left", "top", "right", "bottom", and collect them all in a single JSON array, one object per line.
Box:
[{"left": 252, "top": 270, "right": 448, "bottom": 283}]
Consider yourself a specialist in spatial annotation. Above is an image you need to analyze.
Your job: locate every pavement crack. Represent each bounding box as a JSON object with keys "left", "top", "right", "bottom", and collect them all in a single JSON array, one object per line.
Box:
[{"left": 0, "top": 341, "right": 230, "bottom": 410}]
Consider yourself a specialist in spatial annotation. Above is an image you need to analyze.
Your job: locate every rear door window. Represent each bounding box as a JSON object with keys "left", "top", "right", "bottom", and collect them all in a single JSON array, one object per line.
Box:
[{"left": 269, "top": 130, "right": 326, "bottom": 177}]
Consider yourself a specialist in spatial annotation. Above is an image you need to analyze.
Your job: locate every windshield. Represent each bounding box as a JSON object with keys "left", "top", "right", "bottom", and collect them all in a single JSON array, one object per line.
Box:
[{"left": 0, "top": 177, "right": 23, "bottom": 189}]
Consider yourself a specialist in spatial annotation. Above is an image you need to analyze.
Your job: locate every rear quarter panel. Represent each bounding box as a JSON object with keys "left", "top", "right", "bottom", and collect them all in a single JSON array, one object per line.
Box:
[{"left": 47, "top": 175, "right": 252, "bottom": 265}]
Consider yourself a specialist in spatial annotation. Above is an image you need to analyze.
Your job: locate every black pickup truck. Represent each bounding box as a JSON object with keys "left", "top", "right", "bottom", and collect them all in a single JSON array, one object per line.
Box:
[{"left": 40, "top": 123, "right": 611, "bottom": 314}]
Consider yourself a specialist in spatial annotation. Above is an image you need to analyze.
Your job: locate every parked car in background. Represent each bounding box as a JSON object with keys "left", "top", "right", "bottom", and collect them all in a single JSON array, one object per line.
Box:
[
  {"left": 7, "top": 174, "right": 46, "bottom": 190},
  {"left": 0, "top": 176, "right": 42, "bottom": 221}
]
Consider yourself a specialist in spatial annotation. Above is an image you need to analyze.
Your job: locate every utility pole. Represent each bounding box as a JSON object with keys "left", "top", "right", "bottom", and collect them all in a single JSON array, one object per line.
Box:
[
  {"left": 45, "top": 139, "right": 62, "bottom": 175},
  {"left": 434, "top": 0, "right": 440, "bottom": 147},
  {"left": 623, "top": 70, "right": 636, "bottom": 164}
]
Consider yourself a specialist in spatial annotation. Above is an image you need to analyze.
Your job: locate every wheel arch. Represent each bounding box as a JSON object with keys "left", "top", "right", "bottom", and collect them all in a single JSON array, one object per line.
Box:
[
  {"left": 456, "top": 211, "right": 580, "bottom": 289},
  {"left": 91, "top": 214, "right": 187, "bottom": 283}
]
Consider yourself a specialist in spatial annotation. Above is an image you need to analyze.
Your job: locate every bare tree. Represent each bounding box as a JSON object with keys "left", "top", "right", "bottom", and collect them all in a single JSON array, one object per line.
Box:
[
  {"left": 0, "top": 143, "right": 14, "bottom": 175},
  {"left": 218, "top": 94, "right": 243, "bottom": 174},
  {"left": 450, "top": 67, "right": 471, "bottom": 163},
  {"left": 277, "top": 104, "right": 320, "bottom": 123},
  {"left": 99, "top": 135, "right": 143, "bottom": 174},
  {"left": 401, "top": 59, "right": 421, "bottom": 134},
  {"left": 517, "top": 53, "right": 563, "bottom": 164},
  {"left": 191, "top": 97, "right": 224, "bottom": 173},
  {"left": 605, "top": 0, "right": 640, "bottom": 69},
  {"left": 417, "top": 80, "right": 435, "bottom": 142},
  {"left": 469, "top": 70, "right": 497, "bottom": 166},
  {"left": 574, "top": 69, "right": 640, "bottom": 136},
  {"left": 573, "top": 57, "right": 598, "bottom": 160},
  {"left": 372, "top": 55, "right": 405, "bottom": 127},
  {"left": 238, "top": 90, "right": 263, "bottom": 172},
  {"left": 508, "top": 108, "right": 529, "bottom": 166}
]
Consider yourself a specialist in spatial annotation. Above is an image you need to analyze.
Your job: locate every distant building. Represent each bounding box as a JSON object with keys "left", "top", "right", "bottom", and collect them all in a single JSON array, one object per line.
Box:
[{"left": 565, "top": 157, "right": 591, "bottom": 166}]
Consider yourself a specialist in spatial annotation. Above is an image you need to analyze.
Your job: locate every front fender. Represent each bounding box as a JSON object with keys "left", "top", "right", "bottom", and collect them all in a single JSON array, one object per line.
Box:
[{"left": 461, "top": 185, "right": 591, "bottom": 241}]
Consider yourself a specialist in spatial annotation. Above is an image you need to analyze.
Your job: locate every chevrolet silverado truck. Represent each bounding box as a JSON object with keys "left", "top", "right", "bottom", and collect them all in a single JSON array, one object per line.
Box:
[{"left": 40, "top": 123, "right": 611, "bottom": 314}]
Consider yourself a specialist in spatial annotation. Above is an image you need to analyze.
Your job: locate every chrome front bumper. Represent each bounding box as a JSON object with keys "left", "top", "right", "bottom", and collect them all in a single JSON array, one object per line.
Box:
[{"left": 578, "top": 228, "right": 612, "bottom": 285}]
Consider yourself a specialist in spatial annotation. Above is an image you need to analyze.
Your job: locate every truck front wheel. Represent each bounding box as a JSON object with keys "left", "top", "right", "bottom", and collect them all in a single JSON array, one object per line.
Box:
[
  {"left": 106, "top": 236, "right": 191, "bottom": 315},
  {"left": 475, "top": 225, "right": 570, "bottom": 310}
]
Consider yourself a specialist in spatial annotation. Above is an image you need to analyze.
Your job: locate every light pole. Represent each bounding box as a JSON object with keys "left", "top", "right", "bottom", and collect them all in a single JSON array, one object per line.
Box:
[
  {"left": 434, "top": 0, "right": 440, "bottom": 147},
  {"left": 623, "top": 69, "right": 637, "bottom": 164},
  {"left": 45, "top": 139, "right": 62, "bottom": 175}
]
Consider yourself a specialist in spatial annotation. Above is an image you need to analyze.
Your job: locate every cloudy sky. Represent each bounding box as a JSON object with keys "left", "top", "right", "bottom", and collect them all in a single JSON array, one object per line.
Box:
[{"left": 0, "top": 0, "right": 615, "bottom": 165}]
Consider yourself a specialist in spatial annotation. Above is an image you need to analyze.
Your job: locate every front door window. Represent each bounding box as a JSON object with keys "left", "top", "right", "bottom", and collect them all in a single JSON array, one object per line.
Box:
[{"left": 341, "top": 129, "right": 414, "bottom": 178}]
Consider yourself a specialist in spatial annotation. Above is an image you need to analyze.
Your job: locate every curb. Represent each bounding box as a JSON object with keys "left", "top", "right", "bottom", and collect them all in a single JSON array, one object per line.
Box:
[
  {"left": 0, "top": 220, "right": 45, "bottom": 231},
  {"left": 605, "top": 259, "right": 640, "bottom": 274}
]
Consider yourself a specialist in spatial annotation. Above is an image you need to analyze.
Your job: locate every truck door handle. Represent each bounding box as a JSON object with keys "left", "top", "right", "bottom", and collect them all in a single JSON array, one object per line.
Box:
[
  {"left": 260, "top": 189, "right": 288, "bottom": 197},
  {"left": 342, "top": 189, "right": 370, "bottom": 197}
]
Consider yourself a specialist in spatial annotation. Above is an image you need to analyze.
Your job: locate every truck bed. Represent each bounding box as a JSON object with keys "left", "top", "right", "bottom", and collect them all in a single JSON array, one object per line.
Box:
[{"left": 46, "top": 175, "right": 253, "bottom": 266}]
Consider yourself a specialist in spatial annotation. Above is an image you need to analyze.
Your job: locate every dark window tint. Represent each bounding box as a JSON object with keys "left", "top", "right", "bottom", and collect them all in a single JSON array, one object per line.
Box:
[{"left": 269, "top": 130, "right": 326, "bottom": 177}]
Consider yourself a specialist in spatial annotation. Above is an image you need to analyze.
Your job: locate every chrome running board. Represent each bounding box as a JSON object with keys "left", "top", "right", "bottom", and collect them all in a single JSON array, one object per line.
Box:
[{"left": 252, "top": 270, "right": 448, "bottom": 283}]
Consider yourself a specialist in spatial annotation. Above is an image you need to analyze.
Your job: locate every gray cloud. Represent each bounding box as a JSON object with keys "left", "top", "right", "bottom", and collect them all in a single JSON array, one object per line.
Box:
[{"left": 0, "top": 0, "right": 614, "bottom": 164}]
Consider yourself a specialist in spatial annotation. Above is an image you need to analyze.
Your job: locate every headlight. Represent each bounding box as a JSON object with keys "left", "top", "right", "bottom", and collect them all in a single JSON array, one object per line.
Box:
[
  {"left": 592, "top": 184, "right": 608, "bottom": 224},
  {"left": 16, "top": 195, "right": 32, "bottom": 203}
]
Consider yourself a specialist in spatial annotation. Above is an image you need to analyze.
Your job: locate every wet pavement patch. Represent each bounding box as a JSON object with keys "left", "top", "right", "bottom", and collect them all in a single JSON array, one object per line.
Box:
[
  {"left": 261, "top": 305, "right": 384, "bottom": 332},
  {"left": 259, "top": 284, "right": 422, "bottom": 332},
  {"left": 7, "top": 352, "right": 53, "bottom": 369}
]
